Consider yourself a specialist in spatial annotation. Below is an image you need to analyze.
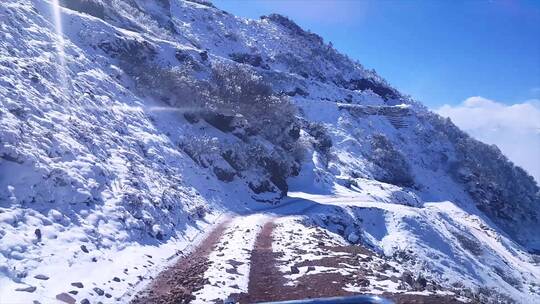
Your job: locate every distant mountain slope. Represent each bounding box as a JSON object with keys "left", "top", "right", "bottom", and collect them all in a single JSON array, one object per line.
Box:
[{"left": 0, "top": 0, "right": 539, "bottom": 303}]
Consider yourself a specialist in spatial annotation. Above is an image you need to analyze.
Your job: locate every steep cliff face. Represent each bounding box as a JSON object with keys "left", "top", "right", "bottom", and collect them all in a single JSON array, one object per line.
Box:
[{"left": 1, "top": 0, "right": 539, "bottom": 303}]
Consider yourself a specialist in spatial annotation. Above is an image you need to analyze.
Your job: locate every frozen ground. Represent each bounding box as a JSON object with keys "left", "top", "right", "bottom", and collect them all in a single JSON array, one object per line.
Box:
[
  {"left": 192, "top": 214, "right": 270, "bottom": 303},
  {"left": 1, "top": 0, "right": 539, "bottom": 303}
]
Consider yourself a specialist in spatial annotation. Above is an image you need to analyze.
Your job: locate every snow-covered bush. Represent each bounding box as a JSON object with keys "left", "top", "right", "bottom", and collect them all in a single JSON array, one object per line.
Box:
[
  {"left": 274, "top": 52, "right": 329, "bottom": 82},
  {"left": 344, "top": 77, "right": 399, "bottom": 100},
  {"left": 123, "top": 56, "right": 302, "bottom": 194},
  {"left": 452, "top": 232, "right": 483, "bottom": 256},
  {"left": 132, "top": 60, "right": 298, "bottom": 149},
  {"left": 133, "top": 63, "right": 208, "bottom": 109},
  {"left": 178, "top": 136, "right": 221, "bottom": 168},
  {"left": 368, "top": 133, "right": 414, "bottom": 187},
  {"left": 210, "top": 64, "right": 290, "bottom": 117},
  {"left": 304, "top": 121, "right": 332, "bottom": 154},
  {"left": 178, "top": 133, "right": 300, "bottom": 194},
  {"left": 422, "top": 112, "right": 540, "bottom": 248},
  {"left": 60, "top": 0, "right": 105, "bottom": 19},
  {"left": 209, "top": 63, "right": 298, "bottom": 144},
  {"left": 229, "top": 52, "right": 268, "bottom": 69},
  {"left": 261, "top": 14, "right": 324, "bottom": 45}
]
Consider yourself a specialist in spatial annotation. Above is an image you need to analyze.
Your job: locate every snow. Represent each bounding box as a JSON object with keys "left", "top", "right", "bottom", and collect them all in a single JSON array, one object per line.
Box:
[
  {"left": 193, "top": 214, "right": 271, "bottom": 303},
  {"left": 0, "top": 210, "right": 225, "bottom": 303},
  {"left": 285, "top": 189, "right": 540, "bottom": 302},
  {"left": 272, "top": 216, "right": 410, "bottom": 296},
  {"left": 272, "top": 216, "right": 350, "bottom": 283},
  {"left": 0, "top": 0, "right": 539, "bottom": 303}
]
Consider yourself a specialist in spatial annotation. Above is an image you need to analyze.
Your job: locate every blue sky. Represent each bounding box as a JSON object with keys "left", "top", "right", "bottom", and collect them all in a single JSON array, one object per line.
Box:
[{"left": 213, "top": 0, "right": 540, "bottom": 108}]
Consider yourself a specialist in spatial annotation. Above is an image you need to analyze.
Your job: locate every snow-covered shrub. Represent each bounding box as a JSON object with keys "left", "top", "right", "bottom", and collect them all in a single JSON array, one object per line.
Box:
[
  {"left": 229, "top": 53, "right": 268, "bottom": 69},
  {"left": 209, "top": 63, "right": 298, "bottom": 144},
  {"left": 179, "top": 135, "right": 299, "bottom": 194},
  {"left": 178, "top": 136, "right": 237, "bottom": 182},
  {"left": 248, "top": 178, "right": 277, "bottom": 194},
  {"left": 243, "top": 142, "right": 300, "bottom": 195},
  {"left": 128, "top": 59, "right": 302, "bottom": 194},
  {"left": 283, "top": 87, "right": 309, "bottom": 97},
  {"left": 476, "top": 287, "right": 516, "bottom": 304},
  {"left": 178, "top": 136, "right": 221, "bottom": 168},
  {"left": 389, "top": 189, "right": 422, "bottom": 207},
  {"left": 96, "top": 0, "right": 175, "bottom": 38},
  {"left": 274, "top": 52, "right": 310, "bottom": 79},
  {"left": 275, "top": 52, "right": 328, "bottom": 82},
  {"left": 60, "top": 0, "right": 105, "bottom": 19},
  {"left": 261, "top": 14, "right": 324, "bottom": 45},
  {"left": 134, "top": 63, "right": 208, "bottom": 109},
  {"left": 368, "top": 133, "right": 414, "bottom": 187},
  {"left": 345, "top": 77, "right": 399, "bottom": 100},
  {"left": 422, "top": 112, "right": 540, "bottom": 249},
  {"left": 493, "top": 266, "right": 522, "bottom": 289},
  {"left": 304, "top": 121, "right": 332, "bottom": 154},
  {"left": 135, "top": 61, "right": 298, "bottom": 148},
  {"left": 99, "top": 37, "right": 158, "bottom": 69},
  {"left": 174, "top": 50, "right": 204, "bottom": 69},
  {"left": 210, "top": 63, "right": 273, "bottom": 113},
  {"left": 452, "top": 232, "right": 483, "bottom": 256}
]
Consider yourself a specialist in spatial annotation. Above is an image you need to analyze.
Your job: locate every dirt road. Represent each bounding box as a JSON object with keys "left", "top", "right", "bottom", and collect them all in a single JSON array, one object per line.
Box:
[
  {"left": 234, "top": 217, "right": 461, "bottom": 304},
  {"left": 131, "top": 218, "right": 232, "bottom": 304},
  {"left": 132, "top": 214, "right": 463, "bottom": 304}
]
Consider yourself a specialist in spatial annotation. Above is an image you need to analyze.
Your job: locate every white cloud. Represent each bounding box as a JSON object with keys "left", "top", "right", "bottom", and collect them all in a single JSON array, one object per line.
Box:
[{"left": 436, "top": 96, "right": 540, "bottom": 184}]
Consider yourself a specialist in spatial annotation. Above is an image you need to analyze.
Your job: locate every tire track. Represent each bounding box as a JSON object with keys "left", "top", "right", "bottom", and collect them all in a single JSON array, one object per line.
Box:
[
  {"left": 192, "top": 214, "right": 271, "bottom": 303},
  {"left": 237, "top": 217, "right": 357, "bottom": 303},
  {"left": 236, "top": 216, "right": 462, "bottom": 304},
  {"left": 234, "top": 220, "right": 281, "bottom": 303},
  {"left": 130, "top": 217, "right": 232, "bottom": 304}
]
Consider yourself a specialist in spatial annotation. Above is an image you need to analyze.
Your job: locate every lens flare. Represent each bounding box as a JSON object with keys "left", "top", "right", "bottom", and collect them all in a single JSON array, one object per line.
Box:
[{"left": 51, "top": 0, "right": 69, "bottom": 93}]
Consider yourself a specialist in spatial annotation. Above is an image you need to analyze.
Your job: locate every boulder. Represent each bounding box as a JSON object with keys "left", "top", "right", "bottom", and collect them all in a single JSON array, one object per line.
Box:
[
  {"left": 34, "top": 274, "right": 49, "bottom": 280},
  {"left": 15, "top": 286, "right": 36, "bottom": 293},
  {"left": 56, "top": 293, "right": 76, "bottom": 304},
  {"left": 93, "top": 287, "right": 105, "bottom": 296},
  {"left": 401, "top": 271, "right": 414, "bottom": 286}
]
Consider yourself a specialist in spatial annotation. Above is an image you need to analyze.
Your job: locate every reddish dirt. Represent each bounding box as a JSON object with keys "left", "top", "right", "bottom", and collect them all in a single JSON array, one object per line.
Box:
[
  {"left": 234, "top": 221, "right": 357, "bottom": 303},
  {"left": 234, "top": 221, "right": 285, "bottom": 303},
  {"left": 130, "top": 218, "right": 231, "bottom": 304},
  {"left": 133, "top": 217, "right": 463, "bottom": 304},
  {"left": 234, "top": 221, "right": 462, "bottom": 304}
]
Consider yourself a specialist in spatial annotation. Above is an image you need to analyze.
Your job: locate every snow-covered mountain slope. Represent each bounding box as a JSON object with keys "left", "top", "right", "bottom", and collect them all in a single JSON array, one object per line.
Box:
[{"left": 1, "top": 0, "right": 539, "bottom": 303}]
